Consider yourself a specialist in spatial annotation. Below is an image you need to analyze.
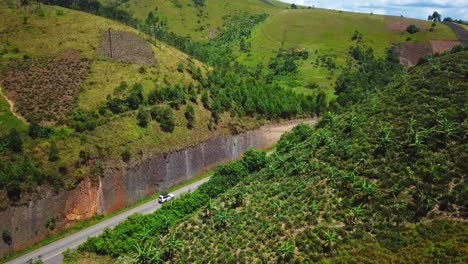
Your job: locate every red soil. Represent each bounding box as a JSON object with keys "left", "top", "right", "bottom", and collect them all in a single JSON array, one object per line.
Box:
[
  {"left": 399, "top": 43, "right": 431, "bottom": 66},
  {"left": 430, "top": 40, "right": 461, "bottom": 54}
]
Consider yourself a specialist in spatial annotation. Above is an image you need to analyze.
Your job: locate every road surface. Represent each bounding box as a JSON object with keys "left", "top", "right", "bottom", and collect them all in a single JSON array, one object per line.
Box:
[{"left": 7, "top": 177, "right": 210, "bottom": 264}]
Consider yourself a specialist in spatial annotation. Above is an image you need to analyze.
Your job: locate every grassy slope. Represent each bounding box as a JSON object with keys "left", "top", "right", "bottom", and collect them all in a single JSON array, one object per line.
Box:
[
  {"left": 0, "top": 4, "right": 264, "bottom": 204},
  {"left": 159, "top": 51, "right": 468, "bottom": 262},
  {"left": 114, "top": 0, "right": 457, "bottom": 97},
  {"left": 243, "top": 9, "right": 457, "bottom": 94},
  {"left": 105, "top": 0, "right": 288, "bottom": 41},
  {"left": 0, "top": 4, "right": 207, "bottom": 112}
]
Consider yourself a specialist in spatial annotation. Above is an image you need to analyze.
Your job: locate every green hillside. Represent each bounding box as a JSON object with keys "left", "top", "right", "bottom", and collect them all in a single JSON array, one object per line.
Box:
[
  {"left": 109, "top": 0, "right": 457, "bottom": 96},
  {"left": 102, "top": 0, "right": 288, "bottom": 41},
  {"left": 243, "top": 9, "right": 457, "bottom": 92},
  {"left": 0, "top": 2, "right": 315, "bottom": 210},
  {"left": 74, "top": 46, "right": 467, "bottom": 263}
]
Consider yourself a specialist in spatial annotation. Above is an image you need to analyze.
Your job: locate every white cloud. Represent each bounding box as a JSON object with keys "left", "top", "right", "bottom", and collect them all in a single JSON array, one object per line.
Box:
[{"left": 280, "top": 0, "right": 468, "bottom": 20}]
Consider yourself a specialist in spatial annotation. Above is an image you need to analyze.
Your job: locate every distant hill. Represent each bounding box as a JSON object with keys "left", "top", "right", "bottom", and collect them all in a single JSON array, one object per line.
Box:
[{"left": 111, "top": 0, "right": 459, "bottom": 95}]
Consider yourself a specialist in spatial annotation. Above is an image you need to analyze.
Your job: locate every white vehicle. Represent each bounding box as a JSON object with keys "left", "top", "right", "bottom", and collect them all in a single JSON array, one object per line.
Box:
[{"left": 158, "top": 193, "right": 175, "bottom": 203}]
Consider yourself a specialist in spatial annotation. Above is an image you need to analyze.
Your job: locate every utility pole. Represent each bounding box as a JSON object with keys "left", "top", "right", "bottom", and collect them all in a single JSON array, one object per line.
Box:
[{"left": 108, "top": 28, "right": 113, "bottom": 58}]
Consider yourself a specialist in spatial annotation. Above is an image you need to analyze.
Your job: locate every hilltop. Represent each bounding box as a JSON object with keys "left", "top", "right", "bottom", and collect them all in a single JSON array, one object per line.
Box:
[{"left": 76, "top": 47, "right": 468, "bottom": 263}]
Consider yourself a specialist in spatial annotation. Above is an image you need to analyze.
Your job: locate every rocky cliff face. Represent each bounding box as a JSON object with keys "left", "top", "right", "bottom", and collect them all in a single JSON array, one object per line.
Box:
[{"left": 0, "top": 120, "right": 313, "bottom": 257}]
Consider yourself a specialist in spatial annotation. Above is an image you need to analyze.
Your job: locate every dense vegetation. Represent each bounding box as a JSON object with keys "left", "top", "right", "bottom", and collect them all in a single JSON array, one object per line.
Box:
[
  {"left": 0, "top": 2, "right": 318, "bottom": 208},
  {"left": 76, "top": 48, "right": 468, "bottom": 263}
]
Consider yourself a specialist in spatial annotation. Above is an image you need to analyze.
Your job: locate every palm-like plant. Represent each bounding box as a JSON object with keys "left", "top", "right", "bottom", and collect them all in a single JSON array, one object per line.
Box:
[
  {"left": 165, "top": 234, "right": 182, "bottom": 259},
  {"left": 276, "top": 241, "right": 294, "bottom": 262},
  {"left": 214, "top": 209, "right": 233, "bottom": 229},
  {"left": 322, "top": 230, "right": 338, "bottom": 253},
  {"left": 133, "top": 241, "right": 162, "bottom": 264}
]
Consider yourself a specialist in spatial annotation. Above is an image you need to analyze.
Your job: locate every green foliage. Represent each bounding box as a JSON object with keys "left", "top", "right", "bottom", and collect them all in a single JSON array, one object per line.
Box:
[
  {"left": 48, "top": 141, "right": 59, "bottom": 162},
  {"left": 126, "top": 50, "right": 467, "bottom": 262},
  {"left": 406, "top": 24, "right": 420, "bottom": 34},
  {"left": 7, "top": 128, "right": 23, "bottom": 153},
  {"left": 80, "top": 150, "right": 268, "bottom": 258},
  {"left": 28, "top": 123, "right": 53, "bottom": 139},
  {"left": 136, "top": 108, "right": 150, "bottom": 128},
  {"left": 184, "top": 104, "right": 195, "bottom": 129},
  {"left": 335, "top": 45, "right": 402, "bottom": 108},
  {"left": 158, "top": 107, "right": 175, "bottom": 133}
]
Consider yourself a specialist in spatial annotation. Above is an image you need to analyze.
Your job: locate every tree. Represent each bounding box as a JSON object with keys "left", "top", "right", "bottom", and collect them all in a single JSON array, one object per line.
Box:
[
  {"left": 429, "top": 11, "right": 441, "bottom": 22},
  {"left": 48, "top": 141, "right": 59, "bottom": 162},
  {"left": 315, "top": 91, "right": 327, "bottom": 116},
  {"left": 137, "top": 108, "right": 151, "bottom": 128},
  {"left": 8, "top": 129, "right": 23, "bottom": 153},
  {"left": 201, "top": 91, "right": 210, "bottom": 109},
  {"left": 184, "top": 104, "right": 195, "bottom": 129},
  {"left": 159, "top": 107, "right": 175, "bottom": 132},
  {"left": 127, "top": 84, "right": 144, "bottom": 110},
  {"left": 406, "top": 24, "right": 420, "bottom": 34},
  {"left": 290, "top": 3, "right": 298, "bottom": 9},
  {"left": 211, "top": 99, "right": 222, "bottom": 124}
]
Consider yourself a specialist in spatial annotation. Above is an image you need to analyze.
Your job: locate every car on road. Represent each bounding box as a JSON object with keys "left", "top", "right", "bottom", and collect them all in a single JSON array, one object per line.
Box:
[{"left": 158, "top": 193, "right": 175, "bottom": 203}]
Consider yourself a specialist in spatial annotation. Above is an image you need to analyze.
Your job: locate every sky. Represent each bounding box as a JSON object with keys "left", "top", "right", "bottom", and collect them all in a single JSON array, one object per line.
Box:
[{"left": 278, "top": 0, "right": 468, "bottom": 21}]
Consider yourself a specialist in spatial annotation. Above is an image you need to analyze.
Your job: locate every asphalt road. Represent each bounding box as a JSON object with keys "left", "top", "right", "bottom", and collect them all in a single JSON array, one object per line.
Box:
[{"left": 7, "top": 177, "right": 210, "bottom": 264}]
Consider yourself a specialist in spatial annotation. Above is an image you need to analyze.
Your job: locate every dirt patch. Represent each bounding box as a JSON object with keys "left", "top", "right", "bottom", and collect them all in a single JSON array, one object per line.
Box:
[
  {"left": 98, "top": 30, "right": 156, "bottom": 65},
  {"left": 386, "top": 18, "right": 427, "bottom": 32},
  {"left": 0, "top": 50, "right": 89, "bottom": 124},
  {"left": 430, "top": 40, "right": 461, "bottom": 54},
  {"left": 399, "top": 43, "right": 431, "bottom": 66}
]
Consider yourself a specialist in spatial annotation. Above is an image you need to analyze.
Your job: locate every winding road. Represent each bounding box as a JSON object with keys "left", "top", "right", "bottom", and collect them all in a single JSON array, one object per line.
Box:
[{"left": 6, "top": 177, "right": 210, "bottom": 264}]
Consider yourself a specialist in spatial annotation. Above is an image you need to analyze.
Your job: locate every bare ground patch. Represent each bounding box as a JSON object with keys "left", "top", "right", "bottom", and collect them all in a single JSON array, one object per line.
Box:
[
  {"left": 386, "top": 18, "right": 428, "bottom": 32},
  {"left": 0, "top": 50, "right": 89, "bottom": 124},
  {"left": 430, "top": 40, "right": 461, "bottom": 54},
  {"left": 98, "top": 30, "right": 156, "bottom": 66},
  {"left": 399, "top": 43, "right": 431, "bottom": 66}
]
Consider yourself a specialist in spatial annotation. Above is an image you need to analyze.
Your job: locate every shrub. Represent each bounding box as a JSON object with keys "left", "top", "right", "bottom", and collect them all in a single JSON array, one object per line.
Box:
[
  {"left": 159, "top": 107, "right": 175, "bottom": 132},
  {"left": 406, "top": 25, "right": 420, "bottom": 34},
  {"left": 137, "top": 108, "right": 151, "bottom": 128},
  {"left": 8, "top": 129, "right": 23, "bottom": 153},
  {"left": 185, "top": 104, "right": 195, "bottom": 129},
  {"left": 29, "top": 123, "right": 53, "bottom": 139}
]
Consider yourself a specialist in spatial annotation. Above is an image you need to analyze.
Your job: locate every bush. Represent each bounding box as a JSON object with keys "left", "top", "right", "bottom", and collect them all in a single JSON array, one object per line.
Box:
[
  {"left": 406, "top": 24, "right": 420, "bottom": 34},
  {"left": 8, "top": 129, "right": 23, "bottom": 153},
  {"left": 29, "top": 123, "right": 53, "bottom": 139},
  {"left": 137, "top": 108, "right": 151, "bottom": 128},
  {"left": 159, "top": 107, "right": 175, "bottom": 132},
  {"left": 185, "top": 104, "right": 195, "bottom": 129}
]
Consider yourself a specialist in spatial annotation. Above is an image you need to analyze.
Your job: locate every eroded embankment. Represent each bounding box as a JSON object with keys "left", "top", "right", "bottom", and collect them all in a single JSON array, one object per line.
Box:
[{"left": 0, "top": 119, "right": 314, "bottom": 258}]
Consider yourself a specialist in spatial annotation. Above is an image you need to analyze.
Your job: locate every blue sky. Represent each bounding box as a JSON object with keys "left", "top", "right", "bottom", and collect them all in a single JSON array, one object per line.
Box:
[{"left": 279, "top": 0, "right": 468, "bottom": 21}]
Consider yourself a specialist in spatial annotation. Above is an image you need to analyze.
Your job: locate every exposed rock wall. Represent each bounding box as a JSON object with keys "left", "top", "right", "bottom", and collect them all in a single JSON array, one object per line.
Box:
[{"left": 0, "top": 119, "right": 313, "bottom": 258}]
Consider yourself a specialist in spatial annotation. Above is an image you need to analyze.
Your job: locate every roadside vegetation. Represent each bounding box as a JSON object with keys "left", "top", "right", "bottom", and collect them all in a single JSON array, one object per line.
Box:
[{"left": 74, "top": 41, "right": 468, "bottom": 262}]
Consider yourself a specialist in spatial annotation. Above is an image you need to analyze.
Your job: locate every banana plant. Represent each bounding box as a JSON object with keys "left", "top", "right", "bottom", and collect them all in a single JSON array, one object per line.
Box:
[{"left": 276, "top": 241, "right": 295, "bottom": 262}]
